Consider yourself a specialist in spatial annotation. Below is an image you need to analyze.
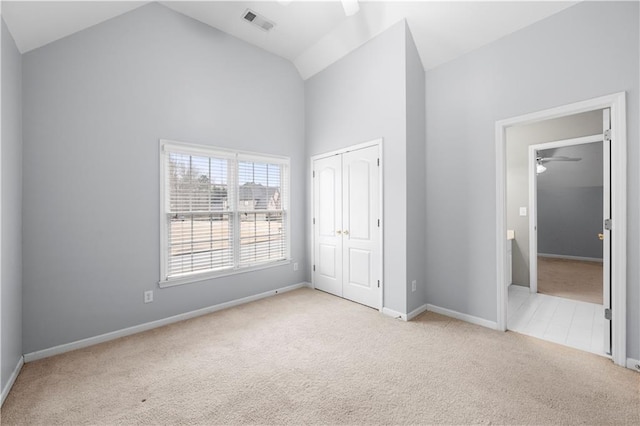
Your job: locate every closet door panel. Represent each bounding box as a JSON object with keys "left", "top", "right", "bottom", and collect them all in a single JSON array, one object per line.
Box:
[
  {"left": 313, "top": 155, "right": 343, "bottom": 296},
  {"left": 342, "top": 146, "right": 380, "bottom": 308}
]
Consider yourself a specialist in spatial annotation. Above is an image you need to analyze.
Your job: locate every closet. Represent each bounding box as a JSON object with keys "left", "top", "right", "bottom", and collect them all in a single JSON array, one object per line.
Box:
[{"left": 312, "top": 143, "right": 382, "bottom": 309}]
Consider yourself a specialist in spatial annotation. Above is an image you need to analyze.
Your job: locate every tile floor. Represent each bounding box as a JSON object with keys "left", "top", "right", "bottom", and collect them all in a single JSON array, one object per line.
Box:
[{"left": 508, "top": 285, "right": 607, "bottom": 356}]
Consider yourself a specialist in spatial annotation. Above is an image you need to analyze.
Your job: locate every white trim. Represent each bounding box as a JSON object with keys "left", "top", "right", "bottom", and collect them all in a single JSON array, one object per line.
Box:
[
  {"left": 158, "top": 259, "right": 291, "bottom": 288},
  {"left": 160, "top": 139, "right": 289, "bottom": 164},
  {"left": 382, "top": 307, "right": 406, "bottom": 321},
  {"left": 625, "top": 358, "right": 640, "bottom": 372},
  {"left": 528, "top": 142, "right": 538, "bottom": 294},
  {"left": 24, "top": 282, "right": 310, "bottom": 363},
  {"left": 528, "top": 134, "right": 604, "bottom": 294},
  {"left": 309, "top": 139, "right": 382, "bottom": 162},
  {"left": 426, "top": 304, "right": 498, "bottom": 330},
  {"left": 495, "top": 92, "right": 627, "bottom": 366},
  {"left": 0, "top": 9, "right": 3, "bottom": 402},
  {"left": 310, "top": 138, "right": 384, "bottom": 311},
  {"left": 538, "top": 253, "right": 603, "bottom": 263},
  {"left": 407, "top": 304, "right": 428, "bottom": 321},
  {"left": 1, "top": 356, "right": 23, "bottom": 407}
]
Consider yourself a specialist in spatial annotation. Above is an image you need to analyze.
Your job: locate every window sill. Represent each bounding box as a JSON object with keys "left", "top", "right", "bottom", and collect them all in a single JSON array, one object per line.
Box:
[{"left": 158, "top": 259, "right": 291, "bottom": 288}]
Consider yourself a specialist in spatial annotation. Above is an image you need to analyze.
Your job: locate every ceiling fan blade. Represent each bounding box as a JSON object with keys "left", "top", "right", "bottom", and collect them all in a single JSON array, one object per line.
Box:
[{"left": 540, "top": 156, "right": 582, "bottom": 163}]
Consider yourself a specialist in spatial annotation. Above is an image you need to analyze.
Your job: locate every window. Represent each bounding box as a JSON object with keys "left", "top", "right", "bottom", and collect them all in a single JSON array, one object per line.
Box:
[{"left": 160, "top": 140, "right": 290, "bottom": 286}]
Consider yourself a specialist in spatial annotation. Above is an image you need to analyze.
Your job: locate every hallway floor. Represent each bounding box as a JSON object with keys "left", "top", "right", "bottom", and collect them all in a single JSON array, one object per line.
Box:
[
  {"left": 537, "top": 256, "right": 603, "bottom": 304},
  {"left": 508, "top": 285, "right": 606, "bottom": 356}
]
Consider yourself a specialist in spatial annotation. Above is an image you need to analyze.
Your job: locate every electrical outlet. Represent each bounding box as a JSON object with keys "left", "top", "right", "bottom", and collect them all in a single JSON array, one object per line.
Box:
[
  {"left": 144, "top": 290, "right": 153, "bottom": 304},
  {"left": 411, "top": 280, "right": 417, "bottom": 292},
  {"left": 293, "top": 262, "right": 299, "bottom": 271}
]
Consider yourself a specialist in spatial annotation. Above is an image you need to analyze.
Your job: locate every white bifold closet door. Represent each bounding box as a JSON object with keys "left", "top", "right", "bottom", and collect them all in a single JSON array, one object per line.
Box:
[{"left": 313, "top": 145, "right": 381, "bottom": 309}]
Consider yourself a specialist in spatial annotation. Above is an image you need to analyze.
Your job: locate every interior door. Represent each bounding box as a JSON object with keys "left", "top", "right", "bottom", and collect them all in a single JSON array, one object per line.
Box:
[
  {"left": 603, "top": 108, "right": 612, "bottom": 355},
  {"left": 313, "top": 154, "right": 343, "bottom": 297},
  {"left": 341, "top": 146, "right": 381, "bottom": 308}
]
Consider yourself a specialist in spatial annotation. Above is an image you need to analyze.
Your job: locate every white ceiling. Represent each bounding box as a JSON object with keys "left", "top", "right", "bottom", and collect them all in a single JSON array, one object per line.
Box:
[{"left": 2, "top": 1, "right": 579, "bottom": 80}]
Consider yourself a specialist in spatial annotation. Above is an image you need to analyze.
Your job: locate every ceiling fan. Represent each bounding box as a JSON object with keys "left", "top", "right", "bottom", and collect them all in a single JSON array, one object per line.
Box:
[{"left": 536, "top": 155, "right": 582, "bottom": 174}]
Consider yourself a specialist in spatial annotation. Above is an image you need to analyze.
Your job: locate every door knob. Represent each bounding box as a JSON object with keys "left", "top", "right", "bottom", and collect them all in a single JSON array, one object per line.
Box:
[
  {"left": 598, "top": 233, "right": 604, "bottom": 241},
  {"left": 343, "top": 230, "right": 349, "bottom": 235},
  {"left": 336, "top": 230, "right": 342, "bottom": 235}
]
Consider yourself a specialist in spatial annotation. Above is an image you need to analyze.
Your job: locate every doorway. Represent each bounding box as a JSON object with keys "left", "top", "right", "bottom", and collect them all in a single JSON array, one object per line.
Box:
[
  {"left": 495, "top": 92, "right": 627, "bottom": 366},
  {"left": 311, "top": 140, "right": 383, "bottom": 310},
  {"left": 530, "top": 136, "right": 607, "bottom": 304},
  {"left": 509, "top": 132, "right": 609, "bottom": 355}
]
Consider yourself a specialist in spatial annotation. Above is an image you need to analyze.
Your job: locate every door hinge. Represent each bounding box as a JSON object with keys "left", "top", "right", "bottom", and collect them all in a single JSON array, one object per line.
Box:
[
  {"left": 604, "top": 129, "right": 611, "bottom": 142},
  {"left": 377, "top": 158, "right": 380, "bottom": 166},
  {"left": 312, "top": 171, "right": 315, "bottom": 178},
  {"left": 313, "top": 264, "right": 316, "bottom": 272},
  {"left": 604, "top": 218, "right": 612, "bottom": 230},
  {"left": 605, "top": 308, "right": 612, "bottom": 320},
  {"left": 313, "top": 218, "right": 316, "bottom": 225},
  {"left": 377, "top": 219, "right": 380, "bottom": 227},
  {"left": 377, "top": 280, "right": 380, "bottom": 288}
]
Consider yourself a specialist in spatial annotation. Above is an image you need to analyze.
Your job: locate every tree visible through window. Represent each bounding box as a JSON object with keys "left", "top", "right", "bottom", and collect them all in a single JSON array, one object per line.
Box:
[{"left": 161, "top": 141, "right": 289, "bottom": 283}]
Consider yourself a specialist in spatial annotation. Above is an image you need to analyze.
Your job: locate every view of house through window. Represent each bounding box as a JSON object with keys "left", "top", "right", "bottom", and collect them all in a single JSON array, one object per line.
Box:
[{"left": 161, "top": 141, "right": 289, "bottom": 283}]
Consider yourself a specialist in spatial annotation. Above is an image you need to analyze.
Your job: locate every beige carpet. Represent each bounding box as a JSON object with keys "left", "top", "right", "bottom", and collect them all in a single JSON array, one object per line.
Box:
[
  {"left": 538, "top": 256, "right": 604, "bottom": 304},
  {"left": 2, "top": 288, "right": 638, "bottom": 425}
]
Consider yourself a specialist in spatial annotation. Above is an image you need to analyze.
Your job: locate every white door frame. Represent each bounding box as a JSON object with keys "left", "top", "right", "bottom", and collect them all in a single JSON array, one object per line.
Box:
[
  {"left": 310, "top": 138, "right": 384, "bottom": 311},
  {"left": 495, "top": 92, "right": 626, "bottom": 366},
  {"left": 528, "top": 134, "right": 604, "bottom": 294}
]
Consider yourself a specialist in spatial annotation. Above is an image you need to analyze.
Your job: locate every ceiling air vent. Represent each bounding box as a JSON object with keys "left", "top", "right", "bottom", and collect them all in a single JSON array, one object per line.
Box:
[{"left": 242, "top": 9, "right": 276, "bottom": 32}]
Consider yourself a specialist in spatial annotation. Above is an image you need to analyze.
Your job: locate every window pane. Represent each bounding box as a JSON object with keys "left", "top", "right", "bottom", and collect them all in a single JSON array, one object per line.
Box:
[
  {"left": 238, "top": 161, "right": 282, "bottom": 211},
  {"left": 239, "top": 212, "right": 285, "bottom": 266},
  {"left": 168, "top": 213, "right": 234, "bottom": 276},
  {"left": 168, "top": 153, "right": 229, "bottom": 213}
]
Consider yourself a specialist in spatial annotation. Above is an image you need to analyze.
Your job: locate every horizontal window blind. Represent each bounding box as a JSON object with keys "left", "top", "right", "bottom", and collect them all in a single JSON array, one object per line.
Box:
[
  {"left": 161, "top": 141, "right": 289, "bottom": 282},
  {"left": 237, "top": 160, "right": 287, "bottom": 267}
]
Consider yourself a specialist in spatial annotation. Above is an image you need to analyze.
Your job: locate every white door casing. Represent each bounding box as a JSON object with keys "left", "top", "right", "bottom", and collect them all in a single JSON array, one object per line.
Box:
[
  {"left": 602, "top": 108, "right": 612, "bottom": 354},
  {"left": 496, "top": 92, "right": 626, "bottom": 367},
  {"left": 312, "top": 141, "right": 382, "bottom": 310}
]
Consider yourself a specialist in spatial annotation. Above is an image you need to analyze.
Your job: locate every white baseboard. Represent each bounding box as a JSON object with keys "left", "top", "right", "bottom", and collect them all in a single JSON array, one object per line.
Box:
[
  {"left": 538, "top": 253, "right": 603, "bottom": 263},
  {"left": 1, "top": 356, "right": 24, "bottom": 406},
  {"left": 24, "top": 282, "right": 311, "bottom": 363},
  {"left": 426, "top": 304, "right": 498, "bottom": 330},
  {"left": 407, "top": 304, "right": 428, "bottom": 321},
  {"left": 383, "top": 304, "right": 428, "bottom": 322},
  {"left": 626, "top": 358, "right": 640, "bottom": 372},
  {"left": 382, "top": 307, "right": 407, "bottom": 321}
]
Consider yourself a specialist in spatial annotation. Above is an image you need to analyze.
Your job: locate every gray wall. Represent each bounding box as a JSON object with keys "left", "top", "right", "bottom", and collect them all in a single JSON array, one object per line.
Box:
[
  {"left": 305, "top": 21, "right": 408, "bottom": 314},
  {"left": 1, "top": 18, "right": 23, "bottom": 392},
  {"left": 405, "top": 24, "right": 426, "bottom": 313},
  {"left": 22, "top": 3, "right": 305, "bottom": 354},
  {"left": 506, "top": 111, "right": 602, "bottom": 286},
  {"left": 424, "top": 1, "right": 639, "bottom": 359},
  {"left": 537, "top": 142, "right": 603, "bottom": 259},
  {"left": 538, "top": 187, "right": 603, "bottom": 259}
]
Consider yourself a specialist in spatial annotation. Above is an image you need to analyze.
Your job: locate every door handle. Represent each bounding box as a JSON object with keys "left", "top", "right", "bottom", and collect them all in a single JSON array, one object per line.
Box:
[{"left": 598, "top": 233, "right": 604, "bottom": 241}]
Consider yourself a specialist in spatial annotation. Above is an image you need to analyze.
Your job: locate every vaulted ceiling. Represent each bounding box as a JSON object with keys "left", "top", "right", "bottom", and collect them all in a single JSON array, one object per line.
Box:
[{"left": 2, "top": 1, "right": 578, "bottom": 79}]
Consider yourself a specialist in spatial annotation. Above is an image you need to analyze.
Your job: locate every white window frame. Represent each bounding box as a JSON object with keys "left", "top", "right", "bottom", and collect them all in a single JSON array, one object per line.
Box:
[{"left": 159, "top": 139, "right": 291, "bottom": 288}]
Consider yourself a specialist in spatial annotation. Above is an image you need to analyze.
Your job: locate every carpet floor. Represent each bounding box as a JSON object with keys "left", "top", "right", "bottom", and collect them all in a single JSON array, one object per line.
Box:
[
  {"left": 1, "top": 288, "right": 638, "bottom": 425},
  {"left": 538, "top": 257, "right": 603, "bottom": 304}
]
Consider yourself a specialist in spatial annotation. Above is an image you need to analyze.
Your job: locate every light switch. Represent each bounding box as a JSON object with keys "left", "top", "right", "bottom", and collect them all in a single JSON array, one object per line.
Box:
[{"left": 519, "top": 207, "right": 527, "bottom": 217}]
